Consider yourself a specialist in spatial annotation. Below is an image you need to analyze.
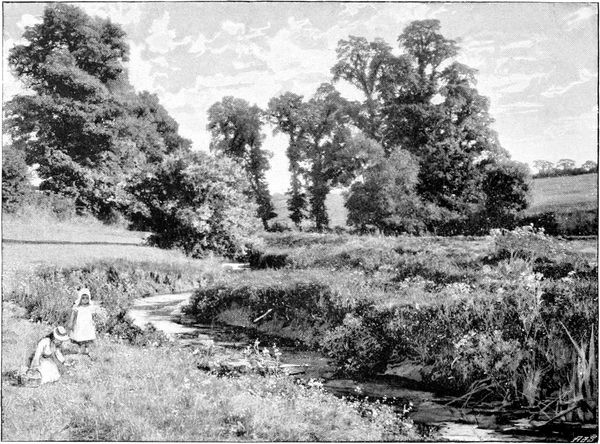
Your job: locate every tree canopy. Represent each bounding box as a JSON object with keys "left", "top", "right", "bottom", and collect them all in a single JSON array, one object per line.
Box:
[{"left": 207, "top": 97, "right": 275, "bottom": 228}]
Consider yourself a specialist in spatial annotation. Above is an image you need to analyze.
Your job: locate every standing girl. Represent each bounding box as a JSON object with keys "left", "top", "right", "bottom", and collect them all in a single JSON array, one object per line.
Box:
[{"left": 69, "top": 288, "right": 97, "bottom": 355}]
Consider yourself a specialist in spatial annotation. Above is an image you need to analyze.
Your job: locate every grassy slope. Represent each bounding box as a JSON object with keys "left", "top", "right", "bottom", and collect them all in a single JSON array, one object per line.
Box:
[
  {"left": 527, "top": 173, "right": 598, "bottom": 214},
  {"left": 2, "top": 304, "right": 412, "bottom": 441},
  {"left": 272, "top": 173, "right": 598, "bottom": 227},
  {"left": 1, "top": 213, "right": 204, "bottom": 293}
]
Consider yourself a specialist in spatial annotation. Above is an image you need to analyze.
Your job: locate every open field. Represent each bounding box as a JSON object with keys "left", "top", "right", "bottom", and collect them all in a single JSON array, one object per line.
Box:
[
  {"left": 272, "top": 174, "right": 598, "bottom": 228},
  {"left": 1, "top": 214, "right": 206, "bottom": 293},
  {"left": 527, "top": 173, "right": 598, "bottom": 214}
]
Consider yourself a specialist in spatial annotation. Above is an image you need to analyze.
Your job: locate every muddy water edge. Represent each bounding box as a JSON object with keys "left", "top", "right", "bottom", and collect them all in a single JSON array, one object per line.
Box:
[{"left": 127, "top": 287, "right": 591, "bottom": 442}]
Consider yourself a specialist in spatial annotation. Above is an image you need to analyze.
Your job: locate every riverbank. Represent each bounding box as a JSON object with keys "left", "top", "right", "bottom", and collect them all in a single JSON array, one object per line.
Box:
[
  {"left": 186, "top": 229, "right": 598, "bottom": 430},
  {"left": 1, "top": 302, "right": 418, "bottom": 441}
]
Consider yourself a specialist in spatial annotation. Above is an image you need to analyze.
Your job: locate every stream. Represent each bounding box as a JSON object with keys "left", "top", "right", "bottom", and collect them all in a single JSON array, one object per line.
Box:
[{"left": 127, "top": 284, "right": 581, "bottom": 442}]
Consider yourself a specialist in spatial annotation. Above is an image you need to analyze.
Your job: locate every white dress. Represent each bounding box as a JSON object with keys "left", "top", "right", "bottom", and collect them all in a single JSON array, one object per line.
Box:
[
  {"left": 30, "top": 337, "right": 64, "bottom": 384},
  {"left": 70, "top": 304, "right": 97, "bottom": 342}
]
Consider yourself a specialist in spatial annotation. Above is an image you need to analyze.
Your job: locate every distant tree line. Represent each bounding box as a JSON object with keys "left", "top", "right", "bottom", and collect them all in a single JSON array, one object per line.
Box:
[{"left": 533, "top": 159, "right": 597, "bottom": 179}]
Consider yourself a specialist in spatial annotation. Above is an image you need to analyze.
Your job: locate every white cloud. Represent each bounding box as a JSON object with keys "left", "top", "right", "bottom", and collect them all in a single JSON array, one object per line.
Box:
[
  {"left": 79, "top": 4, "right": 143, "bottom": 26},
  {"left": 145, "top": 12, "right": 191, "bottom": 54},
  {"left": 541, "top": 68, "right": 597, "bottom": 98},
  {"left": 500, "top": 39, "right": 535, "bottom": 51},
  {"left": 16, "top": 13, "right": 41, "bottom": 30},
  {"left": 221, "top": 20, "right": 245, "bottom": 36},
  {"left": 126, "top": 41, "right": 158, "bottom": 92},
  {"left": 564, "top": 6, "right": 597, "bottom": 31},
  {"left": 189, "top": 33, "right": 210, "bottom": 55}
]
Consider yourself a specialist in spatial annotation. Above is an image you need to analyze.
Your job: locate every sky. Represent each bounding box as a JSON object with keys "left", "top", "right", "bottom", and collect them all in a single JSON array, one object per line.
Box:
[{"left": 3, "top": 2, "right": 598, "bottom": 193}]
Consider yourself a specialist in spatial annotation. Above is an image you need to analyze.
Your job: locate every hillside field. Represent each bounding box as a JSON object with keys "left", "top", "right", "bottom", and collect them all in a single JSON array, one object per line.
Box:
[{"left": 271, "top": 173, "right": 598, "bottom": 228}]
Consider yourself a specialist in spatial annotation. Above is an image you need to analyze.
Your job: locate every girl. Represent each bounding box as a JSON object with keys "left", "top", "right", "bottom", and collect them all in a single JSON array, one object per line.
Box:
[
  {"left": 28, "top": 326, "right": 70, "bottom": 384},
  {"left": 69, "top": 288, "right": 97, "bottom": 355}
]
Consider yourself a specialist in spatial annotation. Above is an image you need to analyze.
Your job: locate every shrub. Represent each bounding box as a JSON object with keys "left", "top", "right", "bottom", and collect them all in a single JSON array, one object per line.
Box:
[{"left": 128, "top": 152, "right": 261, "bottom": 259}]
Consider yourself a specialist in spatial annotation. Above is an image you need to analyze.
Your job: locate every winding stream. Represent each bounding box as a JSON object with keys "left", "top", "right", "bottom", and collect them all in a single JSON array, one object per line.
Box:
[{"left": 127, "top": 288, "right": 569, "bottom": 442}]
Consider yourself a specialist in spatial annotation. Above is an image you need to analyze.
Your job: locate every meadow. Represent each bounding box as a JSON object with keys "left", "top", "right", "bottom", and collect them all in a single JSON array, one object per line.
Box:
[{"left": 1, "top": 211, "right": 418, "bottom": 441}]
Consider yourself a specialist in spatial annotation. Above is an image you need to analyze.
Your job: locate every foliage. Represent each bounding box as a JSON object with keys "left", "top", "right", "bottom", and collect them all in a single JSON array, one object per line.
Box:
[
  {"left": 128, "top": 151, "right": 261, "bottom": 259},
  {"left": 533, "top": 159, "right": 597, "bottom": 178},
  {"left": 2, "top": 145, "right": 32, "bottom": 213},
  {"left": 207, "top": 97, "right": 276, "bottom": 228},
  {"left": 5, "top": 4, "right": 190, "bottom": 221},
  {"left": 269, "top": 85, "right": 383, "bottom": 231},
  {"left": 267, "top": 93, "right": 309, "bottom": 228},
  {"left": 345, "top": 148, "right": 430, "bottom": 234}
]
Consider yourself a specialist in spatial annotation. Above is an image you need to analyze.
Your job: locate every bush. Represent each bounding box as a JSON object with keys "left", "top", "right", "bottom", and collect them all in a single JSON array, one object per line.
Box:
[{"left": 128, "top": 152, "right": 261, "bottom": 259}]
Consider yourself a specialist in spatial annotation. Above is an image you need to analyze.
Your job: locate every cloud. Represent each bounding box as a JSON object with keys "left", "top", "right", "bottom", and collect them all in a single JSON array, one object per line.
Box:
[
  {"left": 127, "top": 41, "right": 159, "bottom": 92},
  {"left": 500, "top": 39, "right": 535, "bottom": 51},
  {"left": 541, "top": 68, "right": 597, "bottom": 98},
  {"left": 80, "top": 4, "right": 143, "bottom": 26},
  {"left": 189, "top": 33, "right": 210, "bottom": 55},
  {"left": 16, "top": 13, "right": 41, "bottom": 30},
  {"left": 564, "top": 6, "right": 597, "bottom": 31},
  {"left": 221, "top": 20, "right": 245, "bottom": 36},
  {"left": 145, "top": 12, "right": 191, "bottom": 54}
]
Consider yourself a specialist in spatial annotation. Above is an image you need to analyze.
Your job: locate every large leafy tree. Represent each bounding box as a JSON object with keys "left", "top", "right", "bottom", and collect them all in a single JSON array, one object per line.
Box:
[
  {"left": 207, "top": 97, "right": 275, "bottom": 229},
  {"left": 4, "top": 4, "right": 190, "bottom": 220},
  {"left": 331, "top": 36, "right": 393, "bottom": 145},
  {"left": 332, "top": 20, "right": 528, "bottom": 230}
]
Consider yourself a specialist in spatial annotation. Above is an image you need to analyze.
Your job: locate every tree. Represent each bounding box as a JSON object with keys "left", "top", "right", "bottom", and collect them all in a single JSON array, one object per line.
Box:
[
  {"left": 479, "top": 159, "right": 530, "bottom": 229},
  {"left": 128, "top": 151, "right": 260, "bottom": 258},
  {"left": 582, "top": 160, "right": 598, "bottom": 172},
  {"left": 2, "top": 145, "right": 32, "bottom": 212},
  {"left": 533, "top": 160, "right": 555, "bottom": 175},
  {"left": 268, "top": 92, "right": 309, "bottom": 228},
  {"left": 376, "top": 20, "right": 510, "bottom": 218},
  {"left": 5, "top": 4, "right": 190, "bottom": 221},
  {"left": 331, "top": 36, "right": 393, "bottom": 144},
  {"left": 345, "top": 148, "right": 428, "bottom": 234},
  {"left": 271, "top": 84, "right": 382, "bottom": 231},
  {"left": 207, "top": 97, "right": 275, "bottom": 229},
  {"left": 557, "top": 158, "right": 576, "bottom": 171}
]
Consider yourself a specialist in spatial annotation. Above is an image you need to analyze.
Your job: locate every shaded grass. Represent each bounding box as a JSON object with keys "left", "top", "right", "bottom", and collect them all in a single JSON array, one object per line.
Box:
[{"left": 1, "top": 308, "right": 418, "bottom": 441}]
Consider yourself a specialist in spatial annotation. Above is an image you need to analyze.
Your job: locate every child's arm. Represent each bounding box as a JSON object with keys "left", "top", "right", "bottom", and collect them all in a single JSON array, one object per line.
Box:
[
  {"left": 29, "top": 339, "right": 45, "bottom": 369},
  {"left": 68, "top": 308, "right": 77, "bottom": 330},
  {"left": 54, "top": 347, "right": 66, "bottom": 364}
]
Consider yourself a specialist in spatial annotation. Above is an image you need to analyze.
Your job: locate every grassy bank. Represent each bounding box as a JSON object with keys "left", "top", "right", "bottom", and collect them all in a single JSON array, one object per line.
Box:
[
  {"left": 188, "top": 229, "right": 598, "bottom": 419},
  {"left": 2, "top": 304, "right": 417, "bottom": 441}
]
